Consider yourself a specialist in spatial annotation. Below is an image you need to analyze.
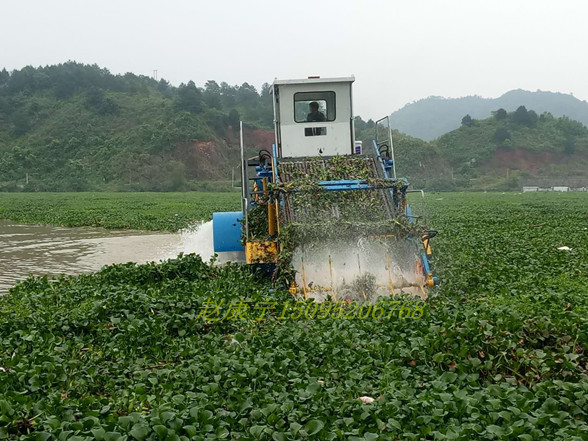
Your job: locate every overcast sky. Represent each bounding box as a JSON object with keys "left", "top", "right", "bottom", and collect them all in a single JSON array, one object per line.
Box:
[{"left": 2, "top": 0, "right": 587, "bottom": 118}]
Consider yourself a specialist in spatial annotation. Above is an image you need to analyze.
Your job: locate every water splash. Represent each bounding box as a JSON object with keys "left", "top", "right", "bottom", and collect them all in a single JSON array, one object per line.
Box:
[
  {"left": 292, "top": 237, "right": 421, "bottom": 300},
  {"left": 170, "top": 221, "right": 245, "bottom": 264}
]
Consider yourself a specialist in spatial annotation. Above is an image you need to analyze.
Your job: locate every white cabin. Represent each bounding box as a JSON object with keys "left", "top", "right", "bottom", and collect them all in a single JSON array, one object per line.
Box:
[{"left": 272, "top": 76, "right": 355, "bottom": 158}]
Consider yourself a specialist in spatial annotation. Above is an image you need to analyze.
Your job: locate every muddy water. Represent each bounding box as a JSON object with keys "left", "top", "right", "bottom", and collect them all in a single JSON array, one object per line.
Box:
[{"left": 0, "top": 220, "right": 229, "bottom": 294}]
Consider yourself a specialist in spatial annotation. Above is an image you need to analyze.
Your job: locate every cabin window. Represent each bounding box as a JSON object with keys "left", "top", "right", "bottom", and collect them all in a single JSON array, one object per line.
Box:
[{"left": 294, "top": 91, "right": 336, "bottom": 123}]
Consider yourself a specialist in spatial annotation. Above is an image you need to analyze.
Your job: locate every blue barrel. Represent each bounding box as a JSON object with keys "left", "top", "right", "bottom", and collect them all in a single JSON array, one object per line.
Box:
[{"left": 212, "top": 211, "right": 244, "bottom": 252}]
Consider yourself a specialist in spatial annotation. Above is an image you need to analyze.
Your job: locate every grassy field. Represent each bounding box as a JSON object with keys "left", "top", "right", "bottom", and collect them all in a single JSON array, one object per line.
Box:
[
  {"left": 0, "top": 192, "right": 240, "bottom": 231},
  {"left": 0, "top": 192, "right": 587, "bottom": 439}
]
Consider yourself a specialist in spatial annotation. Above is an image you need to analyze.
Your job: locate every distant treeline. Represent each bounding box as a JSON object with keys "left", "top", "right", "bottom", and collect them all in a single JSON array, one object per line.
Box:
[
  {"left": 0, "top": 62, "right": 273, "bottom": 191},
  {"left": 0, "top": 62, "right": 274, "bottom": 134}
]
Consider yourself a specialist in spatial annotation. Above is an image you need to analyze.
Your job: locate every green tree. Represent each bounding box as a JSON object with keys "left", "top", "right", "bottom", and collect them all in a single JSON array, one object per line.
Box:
[
  {"left": 175, "top": 81, "right": 203, "bottom": 113},
  {"left": 556, "top": 116, "right": 587, "bottom": 137},
  {"left": 11, "top": 109, "right": 30, "bottom": 137},
  {"left": 157, "top": 79, "right": 172, "bottom": 98},
  {"left": 493, "top": 127, "right": 511, "bottom": 145},
  {"left": 203, "top": 80, "right": 222, "bottom": 110},
  {"left": 354, "top": 116, "right": 367, "bottom": 131},
  {"left": 228, "top": 108, "right": 240, "bottom": 128},
  {"left": 84, "top": 87, "right": 119, "bottom": 115},
  {"left": 53, "top": 72, "right": 76, "bottom": 98},
  {"left": 0, "top": 96, "right": 8, "bottom": 118},
  {"left": 258, "top": 82, "right": 274, "bottom": 126},
  {"left": 0, "top": 68, "right": 9, "bottom": 85},
  {"left": 511, "top": 105, "right": 531, "bottom": 126},
  {"left": 527, "top": 110, "right": 538, "bottom": 127},
  {"left": 563, "top": 137, "right": 576, "bottom": 154},
  {"left": 260, "top": 82, "right": 272, "bottom": 101},
  {"left": 236, "top": 83, "right": 259, "bottom": 106},
  {"left": 220, "top": 82, "right": 236, "bottom": 108},
  {"left": 461, "top": 114, "right": 473, "bottom": 127},
  {"left": 85, "top": 87, "right": 106, "bottom": 109},
  {"left": 493, "top": 108, "right": 507, "bottom": 120}
]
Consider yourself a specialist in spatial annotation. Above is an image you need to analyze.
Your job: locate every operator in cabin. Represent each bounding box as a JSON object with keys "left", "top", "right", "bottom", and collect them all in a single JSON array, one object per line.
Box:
[{"left": 306, "top": 101, "right": 326, "bottom": 122}]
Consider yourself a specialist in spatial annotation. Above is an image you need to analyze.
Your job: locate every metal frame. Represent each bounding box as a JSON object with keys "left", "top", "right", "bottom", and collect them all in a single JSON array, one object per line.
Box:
[
  {"left": 239, "top": 121, "right": 248, "bottom": 240},
  {"left": 375, "top": 116, "right": 397, "bottom": 178},
  {"left": 349, "top": 81, "right": 355, "bottom": 154},
  {"left": 272, "top": 84, "right": 281, "bottom": 158}
]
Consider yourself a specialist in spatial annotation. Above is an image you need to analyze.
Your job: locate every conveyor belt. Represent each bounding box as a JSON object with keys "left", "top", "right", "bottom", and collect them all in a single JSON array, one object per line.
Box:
[{"left": 276, "top": 155, "right": 396, "bottom": 224}]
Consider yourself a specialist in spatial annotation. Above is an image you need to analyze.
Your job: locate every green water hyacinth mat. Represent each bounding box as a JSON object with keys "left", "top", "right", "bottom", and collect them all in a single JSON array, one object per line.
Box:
[
  {"left": 1, "top": 192, "right": 587, "bottom": 440},
  {"left": 0, "top": 192, "right": 240, "bottom": 232}
]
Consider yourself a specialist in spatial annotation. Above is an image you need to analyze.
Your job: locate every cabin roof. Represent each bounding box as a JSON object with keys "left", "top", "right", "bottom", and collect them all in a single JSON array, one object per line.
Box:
[{"left": 273, "top": 76, "right": 355, "bottom": 86}]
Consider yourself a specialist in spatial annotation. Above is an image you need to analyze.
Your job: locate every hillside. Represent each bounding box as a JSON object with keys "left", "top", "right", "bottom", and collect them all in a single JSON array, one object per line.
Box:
[
  {"left": 357, "top": 107, "right": 588, "bottom": 190},
  {"left": 435, "top": 107, "right": 588, "bottom": 189},
  {"left": 0, "top": 63, "right": 273, "bottom": 191},
  {"left": 1, "top": 63, "right": 587, "bottom": 192},
  {"left": 354, "top": 117, "right": 445, "bottom": 188},
  {"left": 390, "top": 89, "right": 588, "bottom": 141},
  {"left": 0, "top": 62, "right": 447, "bottom": 192}
]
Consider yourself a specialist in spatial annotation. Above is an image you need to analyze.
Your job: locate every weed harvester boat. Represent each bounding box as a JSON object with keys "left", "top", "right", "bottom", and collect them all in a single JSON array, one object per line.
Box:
[{"left": 212, "top": 76, "right": 437, "bottom": 298}]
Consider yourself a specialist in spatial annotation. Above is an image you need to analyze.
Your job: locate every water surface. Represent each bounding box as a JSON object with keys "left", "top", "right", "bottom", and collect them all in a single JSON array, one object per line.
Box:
[{"left": 0, "top": 220, "right": 218, "bottom": 293}]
